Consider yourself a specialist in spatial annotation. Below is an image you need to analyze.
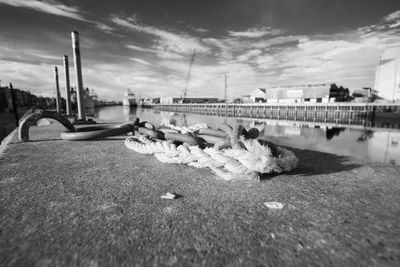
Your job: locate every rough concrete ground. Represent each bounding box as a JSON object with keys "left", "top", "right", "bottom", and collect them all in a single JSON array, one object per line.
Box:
[{"left": 0, "top": 122, "right": 400, "bottom": 266}]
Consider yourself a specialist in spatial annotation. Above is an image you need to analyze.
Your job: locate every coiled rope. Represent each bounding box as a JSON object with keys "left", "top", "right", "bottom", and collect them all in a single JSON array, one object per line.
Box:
[
  {"left": 19, "top": 110, "right": 298, "bottom": 180},
  {"left": 125, "top": 120, "right": 299, "bottom": 180}
]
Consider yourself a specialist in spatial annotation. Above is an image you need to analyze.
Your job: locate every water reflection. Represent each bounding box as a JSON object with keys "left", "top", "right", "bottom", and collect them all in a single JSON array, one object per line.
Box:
[
  {"left": 368, "top": 131, "right": 399, "bottom": 166},
  {"left": 326, "top": 128, "right": 345, "bottom": 140},
  {"left": 357, "top": 130, "right": 374, "bottom": 142},
  {"left": 123, "top": 106, "right": 137, "bottom": 122},
  {"left": 92, "top": 106, "right": 400, "bottom": 166}
]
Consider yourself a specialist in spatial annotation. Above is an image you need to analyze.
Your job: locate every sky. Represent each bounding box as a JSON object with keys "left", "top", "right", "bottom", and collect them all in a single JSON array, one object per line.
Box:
[{"left": 0, "top": 0, "right": 400, "bottom": 101}]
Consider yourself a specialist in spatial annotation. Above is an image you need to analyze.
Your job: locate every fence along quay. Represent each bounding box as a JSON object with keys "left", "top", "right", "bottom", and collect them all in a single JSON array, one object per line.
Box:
[{"left": 152, "top": 103, "right": 400, "bottom": 127}]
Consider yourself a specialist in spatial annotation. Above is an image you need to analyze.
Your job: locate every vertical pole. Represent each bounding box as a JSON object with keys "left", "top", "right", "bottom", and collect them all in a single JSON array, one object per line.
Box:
[
  {"left": 393, "top": 58, "right": 399, "bottom": 103},
  {"left": 224, "top": 72, "right": 228, "bottom": 116},
  {"left": 9, "top": 83, "right": 19, "bottom": 126},
  {"left": 71, "top": 31, "right": 86, "bottom": 120},
  {"left": 63, "top": 55, "right": 72, "bottom": 116},
  {"left": 54, "top": 66, "right": 61, "bottom": 113}
]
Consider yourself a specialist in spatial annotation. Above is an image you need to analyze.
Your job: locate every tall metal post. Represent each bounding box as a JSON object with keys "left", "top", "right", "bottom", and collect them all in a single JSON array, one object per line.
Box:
[
  {"left": 224, "top": 72, "right": 228, "bottom": 116},
  {"left": 393, "top": 58, "right": 399, "bottom": 103},
  {"left": 63, "top": 55, "right": 72, "bottom": 116},
  {"left": 9, "top": 83, "right": 19, "bottom": 126},
  {"left": 71, "top": 31, "right": 85, "bottom": 120},
  {"left": 224, "top": 72, "right": 228, "bottom": 103},
  {"left": 54, "top": 66, "right": 61, "bottom": 113}
]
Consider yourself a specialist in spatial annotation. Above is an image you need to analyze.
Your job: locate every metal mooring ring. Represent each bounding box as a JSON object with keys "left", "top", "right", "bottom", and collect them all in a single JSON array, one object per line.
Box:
[
  {"left": 18, "top": 110, "right": 76, "bottom": 142},
  {"left": 60, "top": 120, "right": 138, "bottom": 141}
]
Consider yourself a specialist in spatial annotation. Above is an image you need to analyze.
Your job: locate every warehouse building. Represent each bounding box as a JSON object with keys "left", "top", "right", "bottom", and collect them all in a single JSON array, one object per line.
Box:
[
  {"left": 250, "top": 88, "right": 266, "bottom": 103},
  {"left": 160, "top": 97, "right": 219, "bottom": 104},
  {"left": 257, "top": 83, "right": 350, "bottom": 103}
]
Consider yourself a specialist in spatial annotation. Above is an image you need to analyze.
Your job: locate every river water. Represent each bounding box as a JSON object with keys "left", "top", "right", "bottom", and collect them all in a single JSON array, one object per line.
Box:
[{"left": 91, "top": 105, "right": 400, "bottom": 166}]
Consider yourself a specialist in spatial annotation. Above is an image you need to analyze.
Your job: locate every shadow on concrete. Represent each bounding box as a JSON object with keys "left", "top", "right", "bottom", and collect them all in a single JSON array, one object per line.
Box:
[
  {"left": 82, "top": 137, "right": 129, "bottom": 141},
  {"left": 28, "top": 138, "right": 62, "bottom": 142},
  {"left": 29, "top": 137, "right": 129, "bottom": 142},
  {"left": 260, "top": 147, "right": 362, "bottom": 181}
]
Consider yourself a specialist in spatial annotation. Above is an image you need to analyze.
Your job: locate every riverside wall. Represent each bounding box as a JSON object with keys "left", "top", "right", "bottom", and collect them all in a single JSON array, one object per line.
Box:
[{"left": 152, "top": 103, "right": 400, "bottom": 127}]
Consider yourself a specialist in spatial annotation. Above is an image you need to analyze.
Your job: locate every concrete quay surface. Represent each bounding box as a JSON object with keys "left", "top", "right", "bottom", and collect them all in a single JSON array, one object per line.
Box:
[{"left": 0, "top": 122, "right": 400, "bottom": 266}]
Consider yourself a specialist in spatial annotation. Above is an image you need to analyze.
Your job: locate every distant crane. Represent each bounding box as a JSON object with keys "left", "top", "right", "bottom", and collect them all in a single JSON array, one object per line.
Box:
[{"left": 180, "top": 48, "right": 196, "bottom": 103}]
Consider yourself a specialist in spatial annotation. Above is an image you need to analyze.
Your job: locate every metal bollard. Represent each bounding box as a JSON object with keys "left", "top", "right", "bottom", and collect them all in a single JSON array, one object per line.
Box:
[
  {"left": 71, "top": 31, "right": 86, "bottom": 120},
  {"left": 54, "top": 66, "right": 61, "bottom": 113},
  {"left": 63, "top": 55, "right": 72, "bottom": 116}
]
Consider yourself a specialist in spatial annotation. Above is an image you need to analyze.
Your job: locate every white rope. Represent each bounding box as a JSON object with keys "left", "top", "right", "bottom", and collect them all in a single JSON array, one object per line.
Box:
[
  {"left": 160, "top": 123, "right": 208, "bottom": 134},
  {"left": 124, "top": 130, "right": 299, "bottom": 180}
]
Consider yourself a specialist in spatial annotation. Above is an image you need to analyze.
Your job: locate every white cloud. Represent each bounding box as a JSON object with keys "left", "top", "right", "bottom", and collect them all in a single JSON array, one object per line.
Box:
[
  {"left": 203, "top": 35, "right": 305, "bottom": 65},
  {"left": 383, "top": 10, "right": 400, "bottom": 22},
  {"left": 359, "top": 9, "right": 400, "bottom": 37},
  {"left": 228, "top": 27, "right": 283, "bottom": 38},
  {"left": 127, "top": 44, "right": 185, "bottom": 59},
  {"left": 383, "top": 10, "right": 400, "bottom": 30},
  {"left": 0, "top": 0, "right": 117, "bottom": 34},
  {"left": 195, "top": 10, "right": 400, "bottom": 92},
  {"left": 126, "top": 44, "right": 154, "bottom": 53},
  {"left": 124, "top": 10, "right": 400, "bottom": 96},
  {"left": 0, "top": 60, "right": 55, "bottom": 97},
  {"left": 237, "top": 49, "right": 263, "bottom": 62},
  {"left": 203, "top": 38, "right": 235, "bottom": 61},
  {"left": 156, "top": 59, "right": 267, "bottom": 98},
  {"left": 0, "top": 46, "right": 64, "bottom": 65},
  {"left": 130, "top": 57, "right": 151, "bottom": 66},
  {"left": 3, "top": 6, "right": 400, "bottom": 100},
  {"left": 0, "top": 0, "right": 85, "bottom": 21},
  {"left": 250, "top": 35, "right": 306, "bottom": 49},
  {"left": 254, "top": 34, "right": 383, "bottom": 88},
  {"left": 35, "top": 53, "right": 62, "bottom": 60},
  {"left": 94, "top": 22, "right": 116, "bottom": 34},
  {"left": 111, "top": 14, "right": 210, "bottom": 58},
  {"left": 189, "top": 26, "right": 209, "bottom": 34}
]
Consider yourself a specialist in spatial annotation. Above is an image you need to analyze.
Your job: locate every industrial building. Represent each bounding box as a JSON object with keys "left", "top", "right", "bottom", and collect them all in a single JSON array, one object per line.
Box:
[
  {"left": 251, "top": 83, "right": 350, "bottom": 103},
  {"left": 160, "top": 97, "right": 219, "bottom": 104},
  {"left": 250, "top": 88, "right": 266, "bottom": 103},
  {"left": 374, "top": 47, "right": 400, "bottom": 101}
]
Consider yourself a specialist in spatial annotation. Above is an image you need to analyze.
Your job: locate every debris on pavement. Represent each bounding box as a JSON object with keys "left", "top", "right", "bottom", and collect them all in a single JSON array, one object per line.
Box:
[
  {"left": 263, "top": 201, "right": 284, "bottom": 210},
  {"left": 161, "top": 192, "right": 179, "bottom": 199}
]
